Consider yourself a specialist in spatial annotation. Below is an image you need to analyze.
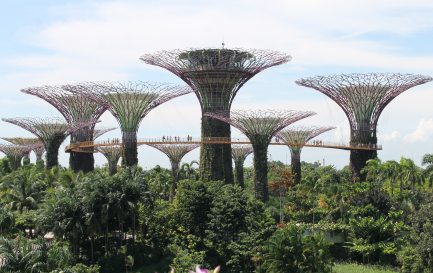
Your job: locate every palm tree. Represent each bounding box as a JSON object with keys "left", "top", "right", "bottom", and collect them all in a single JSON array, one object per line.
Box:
[
  {"left": 179, "top": 160, "right": 199, "bottom": 180},
  {"left": 0, "top": 166, "right": 44, "bottom": 213},
  {"left": 422, "top": 153, "right": 433, "bottom": 188},
  {"left": 381, "top": 160, "right": 400, "bottom": 195},
  {"left": 398, "top": 157, "right": 422, "bottom": 192},
  {"left": 0, "top": 235, "right": 47, "bottom": 273}
]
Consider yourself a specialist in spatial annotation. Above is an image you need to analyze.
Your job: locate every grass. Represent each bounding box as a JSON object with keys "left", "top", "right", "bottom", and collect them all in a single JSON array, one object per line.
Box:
[{"left": 333, "top": 263, "right": 398, "bottom": 273}]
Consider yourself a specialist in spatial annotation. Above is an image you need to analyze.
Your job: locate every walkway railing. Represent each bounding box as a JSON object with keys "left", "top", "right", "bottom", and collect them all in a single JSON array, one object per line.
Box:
[{"left": 65, "top": 136, "right": 382, "bottom": 153}]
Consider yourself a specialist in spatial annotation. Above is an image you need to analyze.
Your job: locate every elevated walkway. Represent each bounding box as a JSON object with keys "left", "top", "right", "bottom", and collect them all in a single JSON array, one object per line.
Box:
[{"left": 65, "top": 137, "right": 382, "bottom": 153}]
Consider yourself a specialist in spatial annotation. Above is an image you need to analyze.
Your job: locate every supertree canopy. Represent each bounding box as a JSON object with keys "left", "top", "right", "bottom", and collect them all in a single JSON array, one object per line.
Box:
[
  {"left": 71, "top": 81, "right": 192, "bottom": 167},
  {"left": 278, "top": 126, "right": 335, "bottom": 183},
  {"left": 1, "top": 137, "right": 43, "bottom": 162},
  {"left": 141, "top": 48, "right": 291, "bottom": 183},
  {"left": 93, "top": 127, "right": 116, "bottom": 140},
  {"left": 231, "top": 144, "right": 253, "bottom": 188},
  {"left": 0, "top": 144, "right": 34, "bottom": 170},
  {"left": 2, "top": 117, "right": 95, "bottom": 169},
  {"left": 296, "top": 73, "right": 432, "bottom": 181},
  {"left": 146, "top": 143, "right": 200, "bottom": 199},
  {"left": 22, "top": 85, "right": 109, "bottom": 173},
  {"left": 205, "top": 109, "right": 315, "bottom": 202},
  {"left": 97, "top": 146, "right": 122, "bottom": 176}
]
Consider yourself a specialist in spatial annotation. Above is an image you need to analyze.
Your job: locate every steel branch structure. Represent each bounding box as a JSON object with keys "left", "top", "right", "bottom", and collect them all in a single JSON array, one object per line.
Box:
[
  {"left": 1, "top": 137, "right": 43, "bottom": 162},
  {"left": 70, "top": 81, "right": 192, "bottom": 167},
  {"left": 93, "top": 127, "right": 116, "bottom": 140},
  {"left": 0, "top": 144, "right": 34, "bottom": 170},
  {"left": 22, "top": 85, "right": 109, "bottom": 172},
  {"left": 141, "top": 48, "right": 291, "bottom": 183},
  {"left": 205, "top": 109, "right": 315, "bottom": 202},
  {"left": 278, "top": 126, "right": 335, "bottom": 183},
  {"left": 97, "top": 146, "right": 122, "bottom": 176},
  {"left": 296, "top": 73, "right": 432, "bottom": 181},
  {"left": 146, "top": 143, "right": 200, "bottom": 199},
  {"left": 2, "top": 117, "right": 96, "bottom": 169},
  {"left": 231, "top": 144, "right": 253, "bottom": 188}
]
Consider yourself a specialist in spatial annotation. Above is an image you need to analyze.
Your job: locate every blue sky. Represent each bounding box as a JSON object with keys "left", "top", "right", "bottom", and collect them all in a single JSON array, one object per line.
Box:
[{"left": 1, "top": 0, "right": 433, "bottom": 169}]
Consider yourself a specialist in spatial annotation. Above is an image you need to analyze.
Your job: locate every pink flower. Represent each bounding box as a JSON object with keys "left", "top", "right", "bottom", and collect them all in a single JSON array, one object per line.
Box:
[{"left": 189, "top": 265, "right": 221, "bottom": 273}]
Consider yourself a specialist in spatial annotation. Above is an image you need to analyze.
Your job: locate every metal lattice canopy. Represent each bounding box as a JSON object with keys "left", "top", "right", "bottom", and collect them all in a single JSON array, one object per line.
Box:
[
  {"left": 0, "top": 143, "right": 35, "bottom": 169},
  {"left": 231, "top": 144, "right": 254, "bottom": 163},
  {"left": 22, "top": 85, "right": 108, "bottom": 137},
  {"left": 278, "top": 126, "right": 336, "bottom": 154},
  {"left": 1, "top": 117, "right": 97, "bottom": 146},
  {"left": 1, "top": 137, "right": 42, "bottom": 146},
  {"left": 97, "top": 146, "right": 122, "bottom": 161},
  {"left": 93, "top": 127, "right": 116, "bottom": 140},
  {"left": 146, "top": 143, "right": 200, "bottom": 168},
  {"left": 205, "top": 110, "right": 316, "bottom": 145},
  {"left": 70, "top": 81, "right": 192, "bottom": 133},
  {"left": 296, "top": 73, "right": 432, "bottom": 140},
  {"left": 140, "top": 48, "right": 291, "bottom": 111},
  {"left": 0, "top": 144, "right": 34, "bottom": 158}
]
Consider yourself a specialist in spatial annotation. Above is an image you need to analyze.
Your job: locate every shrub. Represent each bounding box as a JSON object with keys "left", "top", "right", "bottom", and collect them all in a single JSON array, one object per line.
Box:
[{"left": 262, "top": 223, "right": 332, "bottom": 273}]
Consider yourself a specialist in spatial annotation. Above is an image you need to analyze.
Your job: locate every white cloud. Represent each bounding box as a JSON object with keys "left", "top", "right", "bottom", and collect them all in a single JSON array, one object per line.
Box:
[
  {"left": 404, "top": 118, "right": 433, "bottom": 143},
  {"left": 378, "top": 130, "right": 401, "bottom": 141}
]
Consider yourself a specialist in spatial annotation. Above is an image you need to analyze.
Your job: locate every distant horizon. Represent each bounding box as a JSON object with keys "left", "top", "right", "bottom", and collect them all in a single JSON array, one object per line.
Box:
[{"left": 1, "top": 0, "right": 433, "bottom": 170}]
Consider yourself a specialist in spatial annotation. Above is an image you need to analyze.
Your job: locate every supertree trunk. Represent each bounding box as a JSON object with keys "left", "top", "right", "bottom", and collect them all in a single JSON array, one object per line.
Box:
[
  {"left": 22, "top": 152, "right": 30, "bottom": 166},
  {"left": 291, "top": 150, "right": 301, "bottom": 184},
  {"left": 350, "top": 129, "right": 378, "bottom": 182},
  {"left": 253, "top": 144, "right": 269, "bottom": 202},
  {"left": 46, "top": 135, "right": 64, "bottom": 169},
  {"left": 7, "top": 157, "right": 21, "bottom": 170},
  {"left": 70, "top": 128, "right": 94, "bottom": 173},
  {"left": 200, "top": 114, "right": 233, "bottom": 183},
  {"left": 122, "top": 131, "right": 138, "bottom": 166},
  {"left": 234, "top": 159, "right": 246, "bottom": 188},
  {"left": 170, "top": 160, "right": 181, "bottom": 200},
  {"left": 108, "top": 161, "right": 118, "bottom": 176}
]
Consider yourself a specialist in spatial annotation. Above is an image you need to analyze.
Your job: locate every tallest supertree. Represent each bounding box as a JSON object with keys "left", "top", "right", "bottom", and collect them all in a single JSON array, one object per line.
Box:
[
  {"left": 296, "top": 73, "right": 432, "bottom": 181},
  {"left": 141, "top": 48, "right": 291, "bottom": 183}
]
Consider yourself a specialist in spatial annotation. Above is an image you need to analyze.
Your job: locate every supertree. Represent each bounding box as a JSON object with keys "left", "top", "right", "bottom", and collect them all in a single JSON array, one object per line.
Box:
[
  {"left": 231, "top": 144, "right": 253, "bottom": 188},
  {"left": 70, "top": 81, "right": 192, "bottom": 167},
  {"left": 21, "top": 85, "right": 109, "bottom": 173},
  {"left": 146, "top": 143, "right": 200, "bottom": 199},
  {"left": 97, "top": 146, "right": 122, "bottom": 176},
  {"left": 141, "top": 48, "right": 291, "bottom": 183},
  {"left": 1, "top": 137, "right": 43, "bottom": 163},
  {"left": 205, "top": 110, "right": 315, "bottom": 202},
  {"left": 2, "top": 117, "right": 95, "bottom": 169},
  {"left": 277, "top": 126, "right": 335, "bottom": 183},
  {"left": 296, "top": 73, "right": 432, "bottom": 181},
  {"left": 33, "top": 143, "right": 46, "bottom": 162},
  {"left": 0, "top": 144, "right": 36, "bottom": 169},
  {"left": 93, "top": 127, "right": 116, "bottom": 140}
]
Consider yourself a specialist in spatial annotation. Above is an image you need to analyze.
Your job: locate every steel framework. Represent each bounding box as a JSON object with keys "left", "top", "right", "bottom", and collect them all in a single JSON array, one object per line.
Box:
[
  {"left": 278, "top": 126, "right": 335, "bottom": 183},
  {"left": 205, "top": 109, "right": 315, "bottom": 202},
  {"left": 296, "top": 73, "right": 432, "bottom": 181},
  {"left": 93, "top": 127, "right": 116, "bottom": 140},
  {"left": 22, "top": 85, "right": 109, "bottom": 172},
  {"left": 141, "top": 48, "right": 291, "bottom": 183},
  {"left": 231, "top": 144, "right": 253, "bottom": 188},
  {"left": 2, "top": 117, "right": 95, "bottom": 169},
  {"left": 146, "top": 143, "right": 200, "bottom": 199},
  {"left": 0, "top": 144, "right": 34, "bottom": 170},
  {"left": 1, "top": 137, "right": 43, "bottom": 162},
  {"left": 69, "top": 81, "right": 192, "bottom": 167},
  {"left": 97, "top": 146, "right": 122, "bottom": 175}
]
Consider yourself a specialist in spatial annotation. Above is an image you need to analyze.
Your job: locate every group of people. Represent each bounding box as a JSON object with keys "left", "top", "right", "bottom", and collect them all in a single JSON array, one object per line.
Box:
[{"left": 161, "top": 135, "right": 194, "bottom": 142}]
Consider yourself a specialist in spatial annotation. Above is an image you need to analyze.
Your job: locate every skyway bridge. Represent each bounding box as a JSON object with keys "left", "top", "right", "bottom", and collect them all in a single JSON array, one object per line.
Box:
[{"left": 65, "top": 137, "right": 382, "bottom": 153}]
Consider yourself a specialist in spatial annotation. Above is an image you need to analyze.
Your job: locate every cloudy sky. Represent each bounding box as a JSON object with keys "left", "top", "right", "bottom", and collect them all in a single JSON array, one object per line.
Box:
[{"left": 1, "top": 0, "right": 433, "bottom": 169}]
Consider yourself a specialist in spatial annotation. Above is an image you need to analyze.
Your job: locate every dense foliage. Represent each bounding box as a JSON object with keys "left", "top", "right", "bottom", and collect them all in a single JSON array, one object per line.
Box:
[{"left": 0, "top": 154, "right": 433, "bottom": 272}]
